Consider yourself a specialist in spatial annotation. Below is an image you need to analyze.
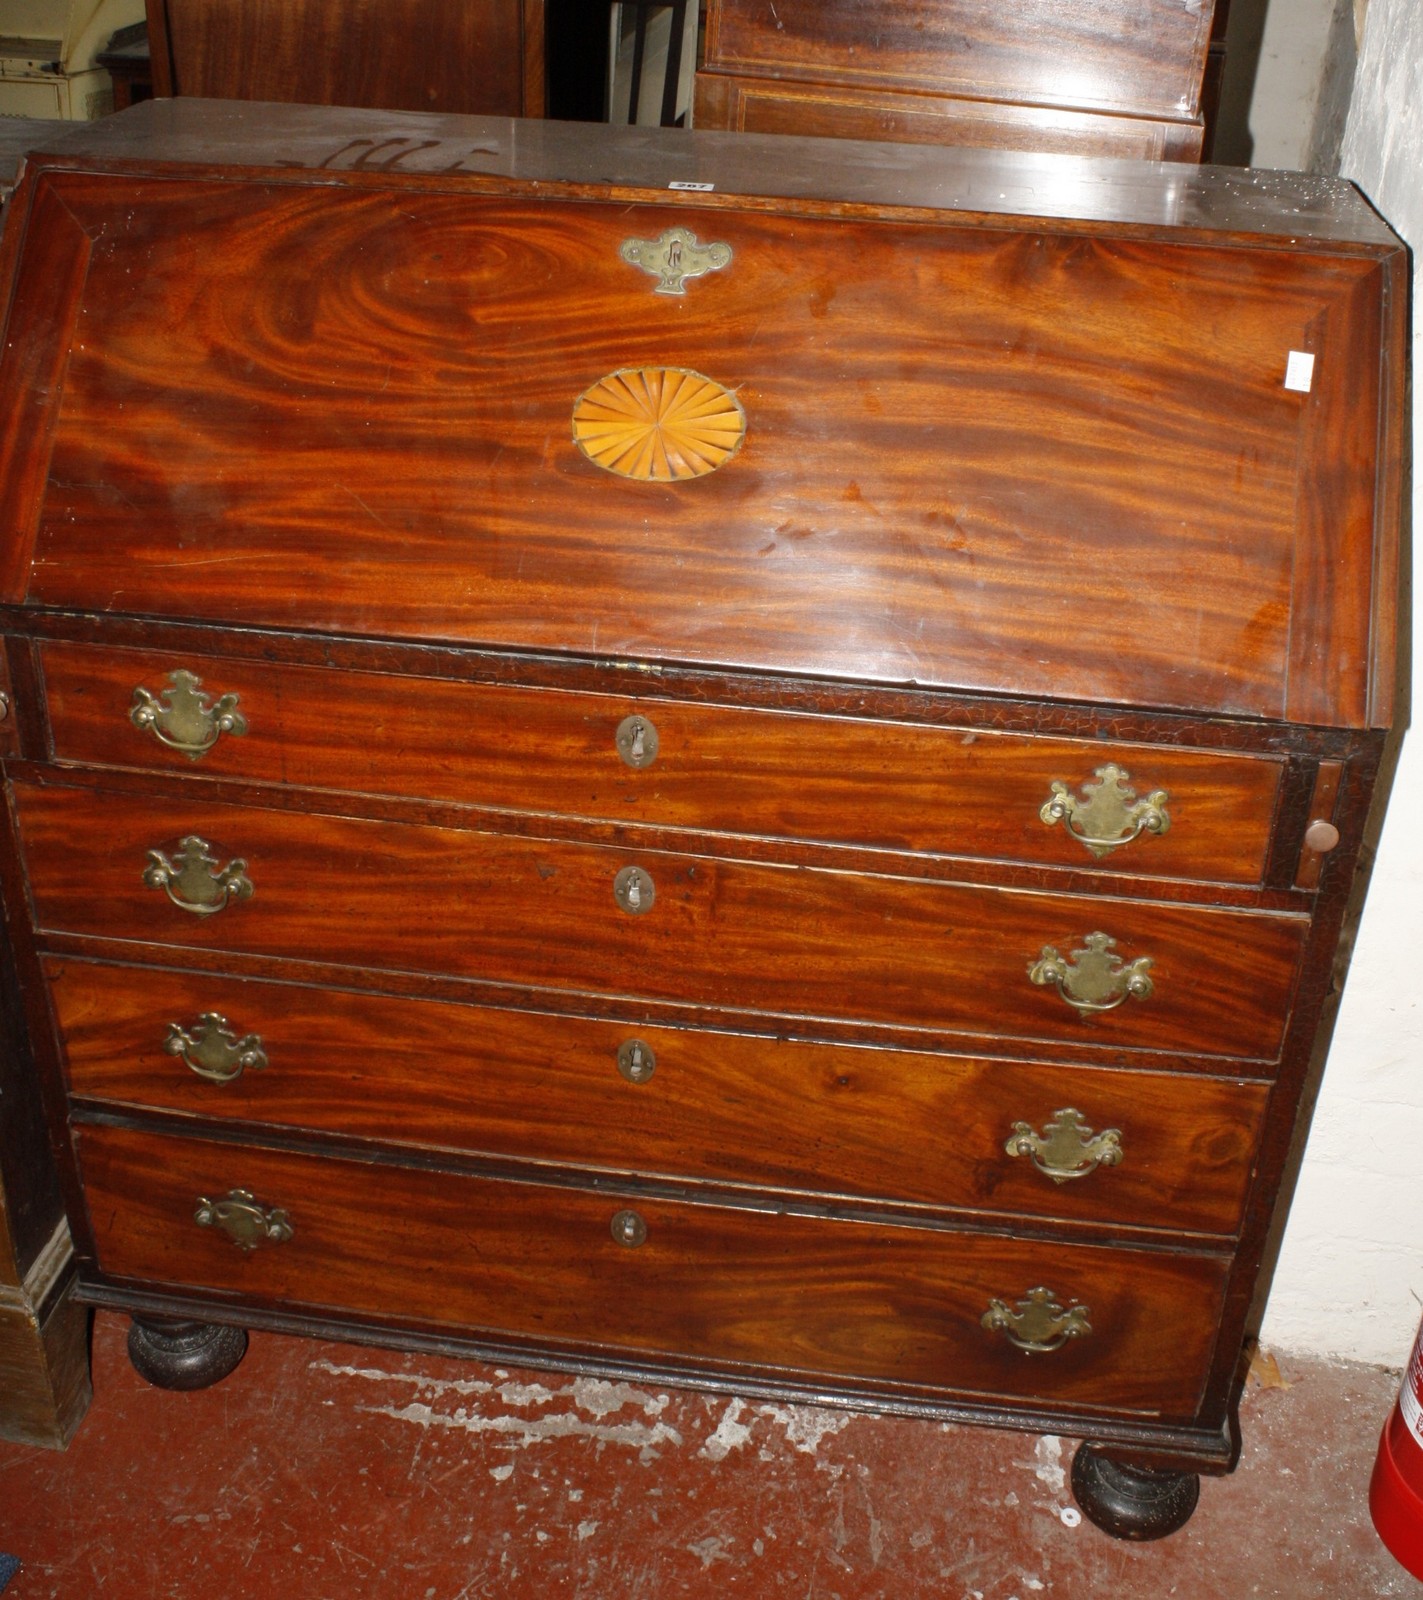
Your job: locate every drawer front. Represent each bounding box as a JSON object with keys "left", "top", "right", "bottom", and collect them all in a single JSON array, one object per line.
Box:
[
  {"left": 16, "top": 783, "right": 1306, "bottom": 1059},
  {"left": 77, "top": 1124, "right": 1228, "bottom": 1418},
  {"left": 51, "top": 958, "right": 1269, "bottom": 1236},
  {"left": 42, "top": 642, "right": 1282, "bottom": 884}
]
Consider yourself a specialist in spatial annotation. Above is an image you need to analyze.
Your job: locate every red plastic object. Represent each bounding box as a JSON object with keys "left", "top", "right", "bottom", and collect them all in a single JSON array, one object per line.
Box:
[{"left": 1370, "top": 1314, "right": 1423, "bottom": 1580}]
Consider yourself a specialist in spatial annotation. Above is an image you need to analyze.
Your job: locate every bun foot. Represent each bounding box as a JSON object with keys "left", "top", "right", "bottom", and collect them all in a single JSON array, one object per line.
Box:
[
  {"left": 1070, "top": 1443, "right": 1200, "bottom": 1540},
  {"left": 127, "top": 1316, "right": 248, "bottom": 1391}
]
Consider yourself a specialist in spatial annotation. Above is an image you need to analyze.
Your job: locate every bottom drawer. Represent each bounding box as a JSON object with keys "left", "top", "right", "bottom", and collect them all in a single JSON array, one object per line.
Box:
[{"left": 76, "top": 1125, "right": 1229, "bottom": 1420}]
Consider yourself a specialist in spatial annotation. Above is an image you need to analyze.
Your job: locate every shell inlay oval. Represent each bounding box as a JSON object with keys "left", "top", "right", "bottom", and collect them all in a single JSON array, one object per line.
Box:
[{"left": 572, "top": 367, "right": 745, "bottom": 483}]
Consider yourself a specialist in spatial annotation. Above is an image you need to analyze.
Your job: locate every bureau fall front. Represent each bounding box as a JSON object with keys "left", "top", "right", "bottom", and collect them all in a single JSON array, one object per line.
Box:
[{"left": 0, "top": 99, "right": 1404, "bottom": 1539}]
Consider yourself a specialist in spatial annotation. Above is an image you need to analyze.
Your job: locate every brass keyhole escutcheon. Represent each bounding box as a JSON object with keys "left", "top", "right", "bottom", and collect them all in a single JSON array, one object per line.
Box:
[
  {"left": 615, "top": 714, "right": 659, "bottom": 769},
  {"left": 610, "top": 1209, "right": 648, "bottom": 1248},
  {"left": 613, "top": 865, "right": 656, "bottom": 914},
  {"left": 617, "top": 1039, "right": 656, "bottom": 1083}
]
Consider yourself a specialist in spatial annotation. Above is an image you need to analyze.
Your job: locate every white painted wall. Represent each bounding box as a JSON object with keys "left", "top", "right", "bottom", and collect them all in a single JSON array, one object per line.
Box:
[
  {"left": 1248, "top": 0, "right": 1339, "bottom": 167},
  {"left": 1260, "top": 0, "right": 1423, "bottom": 1367}
]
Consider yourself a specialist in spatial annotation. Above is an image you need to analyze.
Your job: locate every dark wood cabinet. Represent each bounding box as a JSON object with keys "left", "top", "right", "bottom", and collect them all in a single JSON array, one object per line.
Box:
[
  {"left": 0, "top": 101, "right": 1405, "bottom": 1535},
  {"left": 146, "top": 0, "right": 547, "bottom": 116},
  {"left": 695, "top": 0, "right": 1221, "bottom": 159}
]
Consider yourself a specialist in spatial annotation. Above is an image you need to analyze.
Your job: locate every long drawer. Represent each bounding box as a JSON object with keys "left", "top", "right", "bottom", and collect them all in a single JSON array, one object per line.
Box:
[
  {"left": 14, "top": 782, "right": 1307, "bottom": 1058},
  {"left": 76, "top": 1124, "right": 1230, "bottom": 1418},
  {"left": 51, "top": 958, "right": 1268, "bottom": 1236},
  {"left": 40, "top": 642, "right": 1284, "bottom": 885}
]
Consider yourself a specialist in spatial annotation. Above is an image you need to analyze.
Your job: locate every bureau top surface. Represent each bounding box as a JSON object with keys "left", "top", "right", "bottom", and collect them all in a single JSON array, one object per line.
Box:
[{"left": 0, "top": 100, "right": 1406, "bottom": 729}]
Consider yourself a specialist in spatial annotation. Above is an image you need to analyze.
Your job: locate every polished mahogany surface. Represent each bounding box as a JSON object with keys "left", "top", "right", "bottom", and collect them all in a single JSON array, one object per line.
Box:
[
  {"left": 695, "top": 0, "right": 1217, "bottom": 159},
  {"left": 0, "top": 110, "right": 1403, "bottom": 727},
  {"left": 146, "top": 0, "right": 546, "bottom": 117},
  {"left": 40, "top": 642, "right": 1286, "bottom": 884},
  {"left": 0, "top": 106, "right": 1405, "bottom": 1513},
  {"left": 79, "top": 1123, "right": 1231, "bottom": 1418}
]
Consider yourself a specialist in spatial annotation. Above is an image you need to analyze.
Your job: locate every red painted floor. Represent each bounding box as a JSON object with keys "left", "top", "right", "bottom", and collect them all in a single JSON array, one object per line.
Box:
[{"left": 1, "top": 1313, "right": 1420, "bottom": 1598}]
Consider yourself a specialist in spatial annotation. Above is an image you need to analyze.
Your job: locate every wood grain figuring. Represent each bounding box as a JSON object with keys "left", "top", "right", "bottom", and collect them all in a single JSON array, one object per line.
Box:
[
  {"left": 14, "top": 781, "right": 1307, "bottom": 1060},
  {"left": 0, "top": 107, "right": 1404, "bottom": 1495},
  {"left": 40, "top": 642, "right": 1285, "bottom": 885},
  {"left": 51, "top": 958, "right": 1269, "bottom": 1236},
  {"left": 700, "top": 0, "right": 1213, "bottom": 120},
  {"left": 152, "top": 0, "right": 543, "bottom": 117},
  {"left": 14, "top": 170, "right": 1391, "bottom": 725},
  {"left": 77, "top": 1123, "right": 1230, "bottom": 1417},
  {"left": 693, "top": 76, "right": 1202, "bottom": 162}
]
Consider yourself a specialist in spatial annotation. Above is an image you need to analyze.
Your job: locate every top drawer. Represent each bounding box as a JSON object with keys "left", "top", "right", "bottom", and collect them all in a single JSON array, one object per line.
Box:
[{"left": 40, "top": 643, "right": 1283, "bottom": 885}]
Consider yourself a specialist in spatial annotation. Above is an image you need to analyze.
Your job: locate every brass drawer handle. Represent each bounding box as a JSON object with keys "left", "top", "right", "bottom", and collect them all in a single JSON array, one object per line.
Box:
[
  {"left": 613, "top": 865, "right": 655, "bottom": 914},
  {"left": 617, "top": 1039, "right": 656, "bottom": 1083},
  {"left": 615, "top": 714, "right": 658, "bottom": 769},
  {"left": 982, "top": 1287, "right": 1092, "bottom": 1353},
  {"left": 130, "top": 669, "right": 247, "bottom": 759},
  {"left": 1040, "top": 764, "right": 1169, "bottom": 858},
  {"left": 143, "top": 835, "right": 254, "bottom": 916},
  {"left": 165, "top": 1013, "right": 268, "bottom": 1084},
  {"left": 1029, "top": 932, "right": 1154, "bottom": 1015},
  {"left": 610, "top": 1209, "right": 648, "bottom": 1247},
  {"left": 194, "top": 1188, "right": 293, "bottom": 1251},
  {"left": 1006, "top": 1108, "right": 1123, "bottom": 1183}
]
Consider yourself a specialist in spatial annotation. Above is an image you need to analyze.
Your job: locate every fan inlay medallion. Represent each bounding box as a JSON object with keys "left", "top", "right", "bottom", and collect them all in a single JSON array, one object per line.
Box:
[{"left": 572, "top": 367, "right": 745, "bottom": 483}]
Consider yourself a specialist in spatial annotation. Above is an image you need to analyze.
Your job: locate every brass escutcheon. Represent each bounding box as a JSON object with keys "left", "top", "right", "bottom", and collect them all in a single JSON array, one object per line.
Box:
[
  {"left": 194, "top": 1188, "right": 293, "bottom": 1251},
  {"left": 1005, "top": 1108, "right": 1124, "bottom": 1184},
  {"left": 1040, "top": 764, "right": 1169, "bottom": 858},
  {"left": 130, "top": 669, "right": 247, "bottom": 759},
  {"left": 165, "top": 1013, "right": 268, "bottom": 1084},
  {"left": 615, "top": 714, "right": 659, "bottom": 769},
  {"left": 617, "top": 1039, "right": 656, "bottom": 1084},
  {"left": 620, "top": 226, "right": 732, "bottom": 295},
  {"left": 1029, "top": 932, "right": 1154, "bottom": 1016},
  {"left": 610, "top": 1209, "right": 648, "bottom": 1247},
  {"left": 613, "top": 865, "right": 656, "bottom": 915},
  {"left": 981, "top": 1286, "right": 1092, "bottom": 1353},
  {"left": 143, "top": 836, "right": 254, "bottom": 916}
]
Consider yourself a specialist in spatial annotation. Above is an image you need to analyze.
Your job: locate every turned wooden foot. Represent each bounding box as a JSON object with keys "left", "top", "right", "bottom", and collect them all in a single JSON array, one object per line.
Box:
[
  {"left": 127, "top": 1317, "right": 248, "bottom": 1391},
  {"left": 1070, "top": 1443, "right": 1200, "bottom": 1540}
]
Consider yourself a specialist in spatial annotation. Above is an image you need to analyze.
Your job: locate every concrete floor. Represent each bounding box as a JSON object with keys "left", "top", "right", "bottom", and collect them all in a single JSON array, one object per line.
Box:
[{"left": 1, "top": 1313, "right": 1420, "bottom": 1598}]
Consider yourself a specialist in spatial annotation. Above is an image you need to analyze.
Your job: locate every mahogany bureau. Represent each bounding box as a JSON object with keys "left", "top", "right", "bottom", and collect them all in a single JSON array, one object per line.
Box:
[
  {"left": 0, "top": 101, "right": 1405, "bottom": 1538},
  {"left": 694, "top": 0, "right": 1221, "bottom": 161}
]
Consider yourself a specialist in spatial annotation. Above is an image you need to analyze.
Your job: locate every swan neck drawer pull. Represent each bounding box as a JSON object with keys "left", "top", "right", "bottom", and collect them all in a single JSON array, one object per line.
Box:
[
  {"left": 1006, "top": 1108, "right": 1124, "bottom": 1183},
  {"left": 1029, "top": 932, "right": 1154, "bottom": 1015},
  {"left": 130, "top": 669, "right": 247, "bottom": 758},
  {"left": 982, "top": 1287, "right": 1092, "bottom": 1353},
  {"left": 165, "top": 1013, "right": 268, "bottom": 1083},
  {"left": 194, "top": 1188, "right": 293, "bottom": 1251},
  {"left": 1040, "top": 764, "right": 1170, "bottom": 857},
  {"left": 143, "top": 835, "right": 254, "bottom": 916}
]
